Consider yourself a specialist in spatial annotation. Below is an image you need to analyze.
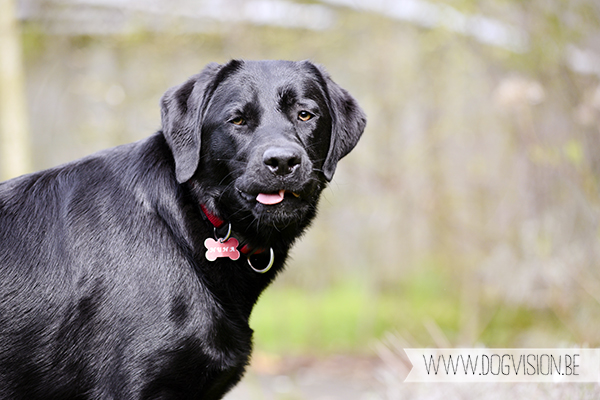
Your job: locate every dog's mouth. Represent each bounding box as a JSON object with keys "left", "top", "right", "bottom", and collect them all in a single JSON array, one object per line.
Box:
[{"left": 228, "top": 182, "right": 322, "bottom": 239}]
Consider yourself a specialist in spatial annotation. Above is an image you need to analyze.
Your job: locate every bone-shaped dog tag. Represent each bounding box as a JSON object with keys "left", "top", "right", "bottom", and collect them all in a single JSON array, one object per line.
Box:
[{"left": 204, "top": 238, "right": 240, "bottom": 261}]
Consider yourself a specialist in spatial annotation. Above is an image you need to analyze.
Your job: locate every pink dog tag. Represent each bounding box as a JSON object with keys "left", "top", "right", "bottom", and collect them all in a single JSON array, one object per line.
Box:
[{"left": 204, "top": 237, "right": 240, "bottom": 261}]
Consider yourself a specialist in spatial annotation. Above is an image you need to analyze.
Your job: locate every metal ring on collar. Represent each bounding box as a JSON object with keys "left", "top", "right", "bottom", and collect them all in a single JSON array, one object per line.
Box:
[
  {"left": 214, "top": 223, "right": 232, "bottom": 242},
  {"left": 247, "top": 248, "right": 275, "bottom": 274}
]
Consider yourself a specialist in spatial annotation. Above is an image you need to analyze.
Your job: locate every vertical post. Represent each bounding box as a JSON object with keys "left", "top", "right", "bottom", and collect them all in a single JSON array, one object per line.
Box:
[{"left": 0, "top": 0, "right": 32, "bottom": 181}]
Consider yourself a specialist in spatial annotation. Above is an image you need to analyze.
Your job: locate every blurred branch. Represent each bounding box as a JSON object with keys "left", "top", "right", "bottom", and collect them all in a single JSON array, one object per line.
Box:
[{"left": 0, "top": 0, "right": 32, "bottom": 180}]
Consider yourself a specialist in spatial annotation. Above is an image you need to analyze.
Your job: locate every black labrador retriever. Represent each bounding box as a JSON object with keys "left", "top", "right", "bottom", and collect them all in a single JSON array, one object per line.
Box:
[{"left": 0, "top": 60, "right": 366, "bottom": 399}]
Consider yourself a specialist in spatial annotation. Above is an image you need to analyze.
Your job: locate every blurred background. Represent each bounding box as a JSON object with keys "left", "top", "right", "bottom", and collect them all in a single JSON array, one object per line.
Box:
[{"left": 2, "top": 0, "right": 600, "bottom": 398}]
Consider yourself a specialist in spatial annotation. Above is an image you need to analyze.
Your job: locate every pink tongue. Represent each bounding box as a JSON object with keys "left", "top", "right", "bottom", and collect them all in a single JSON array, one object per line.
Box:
[{"left": 256, "top": 190, "right": 285, "bottom": 205}]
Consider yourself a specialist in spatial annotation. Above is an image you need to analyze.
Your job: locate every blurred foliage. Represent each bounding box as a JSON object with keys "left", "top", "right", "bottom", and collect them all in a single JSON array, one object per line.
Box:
[{"left": 9, "top": 0, "right": 600, "bottom": 353}]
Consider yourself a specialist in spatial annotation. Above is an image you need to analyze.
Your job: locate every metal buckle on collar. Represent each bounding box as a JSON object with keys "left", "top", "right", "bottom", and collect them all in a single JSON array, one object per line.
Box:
[
  {"left": 247, "top": 248, "right": 275, "bottom": 274},
  {"left": 214, "top": 223, "right": 232, "bottom": 242}
]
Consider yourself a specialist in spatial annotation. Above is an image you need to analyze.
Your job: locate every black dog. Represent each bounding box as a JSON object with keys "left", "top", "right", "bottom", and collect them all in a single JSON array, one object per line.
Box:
[{"left": 0, "top": 60, "right": 366, "bottom": 399}]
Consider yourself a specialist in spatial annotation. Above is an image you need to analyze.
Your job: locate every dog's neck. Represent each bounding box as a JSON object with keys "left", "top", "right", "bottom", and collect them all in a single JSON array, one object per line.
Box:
[{"left": 199, "top": 203, "right": 274, "bottom": 273}]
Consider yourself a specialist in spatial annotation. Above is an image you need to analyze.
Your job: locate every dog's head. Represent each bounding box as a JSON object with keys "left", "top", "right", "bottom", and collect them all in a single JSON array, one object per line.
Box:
[{"left": 160, "top": 60, "right": 366, "bottom": 247}]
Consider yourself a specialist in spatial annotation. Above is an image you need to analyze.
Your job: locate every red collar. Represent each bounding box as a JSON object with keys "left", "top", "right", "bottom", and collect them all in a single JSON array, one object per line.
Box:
[
  {"left": 200, "top": 204, "right": 226, "bottom": 229},
  {"left": 200, "top": 204, "right": 264, "bottom": 256}
]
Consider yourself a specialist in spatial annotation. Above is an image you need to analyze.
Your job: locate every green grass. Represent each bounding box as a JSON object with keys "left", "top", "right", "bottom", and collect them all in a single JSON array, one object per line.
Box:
[
  {"left": 249, "top": 274, "right": 463, "bottom": 355},
  {"left": 249, "top": 267, "right": 578, "bottom": 354},
  {"left": 250, "top": 281, "right": 370, "bottom": 354}
]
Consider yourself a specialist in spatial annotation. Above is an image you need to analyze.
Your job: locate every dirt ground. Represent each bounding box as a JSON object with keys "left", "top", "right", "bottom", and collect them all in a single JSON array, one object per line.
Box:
[
  {"left": 224, "top": 354, "right": 600, "bottom": 400},
  {"left": 225, "top": 354, "right": 384, "bottom": 400}
]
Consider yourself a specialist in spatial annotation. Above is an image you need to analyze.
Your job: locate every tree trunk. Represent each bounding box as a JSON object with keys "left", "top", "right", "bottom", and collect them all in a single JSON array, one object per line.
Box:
[{"left": 0, "top": 0, "right": 32, "bottom": 181}]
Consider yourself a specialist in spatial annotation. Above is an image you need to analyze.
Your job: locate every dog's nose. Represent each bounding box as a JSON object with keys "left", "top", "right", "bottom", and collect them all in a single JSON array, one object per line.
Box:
[{"left": 263, "top": 147, "right": 302, "bottom": 176}]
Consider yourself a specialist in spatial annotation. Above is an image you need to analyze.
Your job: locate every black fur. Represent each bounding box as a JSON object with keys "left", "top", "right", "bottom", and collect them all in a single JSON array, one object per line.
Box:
[{"left": 0, "top": 60, "right": 366, "bottom": 399}]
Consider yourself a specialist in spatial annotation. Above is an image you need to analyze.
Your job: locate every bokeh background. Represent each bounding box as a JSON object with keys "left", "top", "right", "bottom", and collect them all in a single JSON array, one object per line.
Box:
[{"left": 2, "top": 0, "right": 600, "bottom": 398}]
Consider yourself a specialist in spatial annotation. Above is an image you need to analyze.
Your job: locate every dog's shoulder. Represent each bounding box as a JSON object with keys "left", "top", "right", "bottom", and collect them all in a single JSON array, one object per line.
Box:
[{"left": 0, "top": 134, "right": 181, "bottom": 274}]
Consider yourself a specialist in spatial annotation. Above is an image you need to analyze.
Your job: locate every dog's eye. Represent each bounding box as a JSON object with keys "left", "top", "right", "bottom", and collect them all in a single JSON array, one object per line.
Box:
[
  {"left": 298, "top": 111, "right": 313, "bottom": 122},
  {"left": 230, "top": 117, "right": 246, "bottom": 126}
]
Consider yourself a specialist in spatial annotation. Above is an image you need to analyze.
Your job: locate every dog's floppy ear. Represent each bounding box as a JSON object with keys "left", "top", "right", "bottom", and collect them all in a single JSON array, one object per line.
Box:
[
  {"left": 160, "top": 63, "right": 222, "bottom": 183},
  {"left": 312, "top": 64, "right": 367, "bottom": 182}
]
